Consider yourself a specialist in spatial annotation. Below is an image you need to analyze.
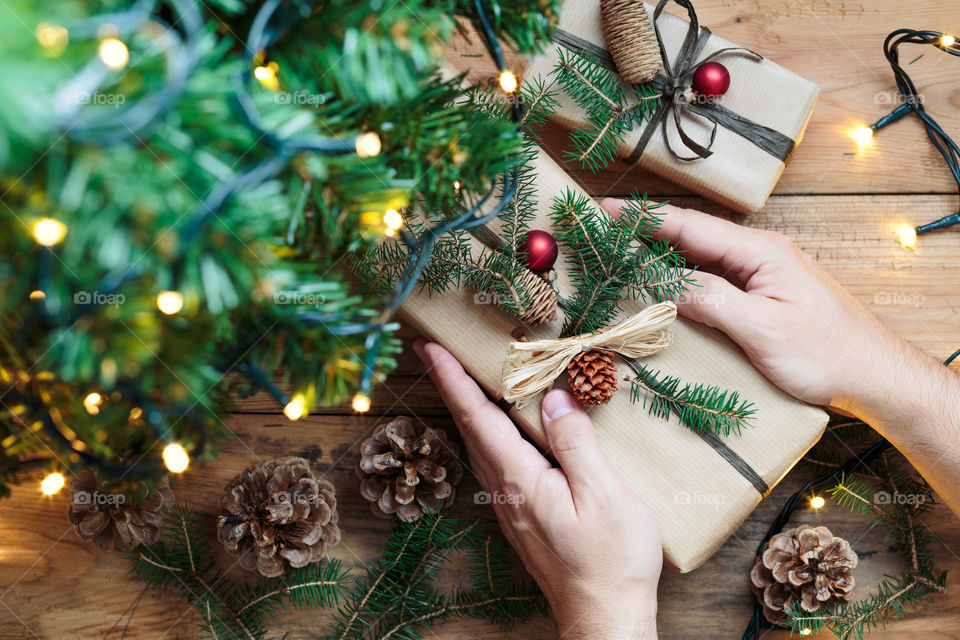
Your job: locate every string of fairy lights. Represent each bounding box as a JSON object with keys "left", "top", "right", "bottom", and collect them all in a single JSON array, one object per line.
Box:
[
  {"left": 741, "top": 27, "right": 960, "bottom": 637},
  {"left": 848, "top": 29, "right": 959, "bottom": 249},
  {"left": 31, "top": 0, "right": 524, "bottom": 495}
]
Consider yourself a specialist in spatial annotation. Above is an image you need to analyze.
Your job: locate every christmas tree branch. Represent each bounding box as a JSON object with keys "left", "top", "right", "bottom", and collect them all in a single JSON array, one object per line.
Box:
[{"left": 626, "top": 364, "right": 756, "bottom": 437}]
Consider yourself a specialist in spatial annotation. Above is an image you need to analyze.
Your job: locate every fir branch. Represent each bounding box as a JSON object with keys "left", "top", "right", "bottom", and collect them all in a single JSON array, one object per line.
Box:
[
  {"left": 626, "top": 364, "right": 756, "bottom": 437},
  {"left": 375, "top": 591, "right": 546, "bottom": 640},
  {"left": 552, "top": 50, "right": 662, "bottom": 172}
]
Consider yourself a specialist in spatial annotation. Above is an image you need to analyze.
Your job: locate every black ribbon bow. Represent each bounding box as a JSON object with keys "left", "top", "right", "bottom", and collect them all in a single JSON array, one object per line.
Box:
[{"left": 552, "top": 0, "right": 797, "bottom": 164}]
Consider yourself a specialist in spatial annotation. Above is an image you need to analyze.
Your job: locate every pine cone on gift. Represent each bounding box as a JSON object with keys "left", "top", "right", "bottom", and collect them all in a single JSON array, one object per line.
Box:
[
  {"left": 356, "top": 416, "right": 463, "bottom": 522},
  {"left": 501, "top": 268, "right": 558, "bottom": 328},
  {"left": 68, "top": 468, "right": 174, "bottom": 551},
  {"left": 567, "top": 348, "right": 618, "bottom": 406},
  {"left": 750, "top": 525, "right": 858, "bottom": 624},
  {"left": 217, "top": 457, "right": 340, "bottom": 578}
]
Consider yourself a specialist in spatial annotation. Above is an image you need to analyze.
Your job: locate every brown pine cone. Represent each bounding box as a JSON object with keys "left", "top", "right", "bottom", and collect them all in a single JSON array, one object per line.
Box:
[
  {"left": 356, "top": 416, "right": 463, "bottom": 522},
  {"left": 500, "top": 268, "right": 557, "bottom": 327},
  {"left": 567, "top": 348, "right": 618, "bottom": 406},
  {"left": 217, "top": 457, "right": 340, "bottom": 578},
  {"left": 750, "top": 525, "right": 858, "bottom": 624},
  {"left": 68, "top": 468, "right": 174, "bottom": 551}
]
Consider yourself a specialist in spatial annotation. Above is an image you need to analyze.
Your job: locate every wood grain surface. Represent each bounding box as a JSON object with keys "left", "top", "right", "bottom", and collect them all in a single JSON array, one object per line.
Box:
[{"left": 3, "top": 0, "right": 960, "bottom": 638}]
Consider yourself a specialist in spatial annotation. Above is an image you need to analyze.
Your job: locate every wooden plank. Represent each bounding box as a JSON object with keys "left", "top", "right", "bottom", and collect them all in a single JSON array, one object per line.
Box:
[
  {"left": 3, "top": 414, "right": 959, "bottom": 639},
  {"left": 448, "top": 2, "right": 960, "bottom": 198}
]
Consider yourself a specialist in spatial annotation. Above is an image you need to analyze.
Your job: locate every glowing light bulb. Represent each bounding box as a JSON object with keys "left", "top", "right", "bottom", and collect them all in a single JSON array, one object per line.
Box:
[
  {"left": 355, "top": 132, "right": 382, "bottom": 158},
  {"left": 352, "top": 392, "right": 371, "bottom": 413},
  {"left": 41, "top": 472, "right": 65, "bottom": 495},
  {"left": 810, "top": 495, "right": 826, "bottom": 509},
  {"left": 849, "top": 125, "right": 874, "bottom": 153},
  {"left": 383, "top": 209, "right": 403, "bottom": 231},
  {"left": 84, "top": 392, "right": 103, "bottom": 415},
  {"left": 163, "top": 443, "right": 189, "bottom": 473},
  {"left": 499, "top": 71, "right": 518, "bottom": 93},
  {"left": 800, "top": 629, "right": 812, "bottom": 637},
  {"left": 34, "top": 218, "right": 67, "bottom": 246},
  {"left": 942, "top": 34, "right": 956, "bottom": 47},
  {"left": 284, "top": 395, "right": 305, "bottom": 421},
  {"left": 253, "top": 64, "right": 279, "bottom": 90},
  {"left": 453, "top": 180, "right": 462, "bottom": 192},
  {"left": 895, "top": 223, "right": 917, "bottom": 250},
  {"left": 36, "top": 23, "right": 69, "bottom": 56},
  {"left": 98, "top": 38, "right": 129, "bottom": 70},
  {"left": 156, "top": 291, "right": 184, "bottom": 315},
  {"left": 29, "top": 290, "right": 46, "bottom": 301}
]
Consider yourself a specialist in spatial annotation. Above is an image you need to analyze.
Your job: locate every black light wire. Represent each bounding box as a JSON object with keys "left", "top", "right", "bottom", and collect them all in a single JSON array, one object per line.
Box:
[
  {"left": 741, "top": 346, "right": 960, "bottom": 639},
  {"left": 872, "top": 29, "right": 960, "bottom": 235}
]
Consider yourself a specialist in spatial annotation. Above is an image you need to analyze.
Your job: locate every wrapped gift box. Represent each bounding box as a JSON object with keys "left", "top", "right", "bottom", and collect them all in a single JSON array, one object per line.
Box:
[
  {"left": 399, "top": 147, "right": 827, "bottom": 572},
  {"left": 524, "top": 1, "right": 820, "bottom": 214}
]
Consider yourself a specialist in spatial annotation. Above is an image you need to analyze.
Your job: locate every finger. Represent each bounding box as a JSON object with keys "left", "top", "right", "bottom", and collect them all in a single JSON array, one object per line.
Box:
[
  {"left": 414, "top": 340, "right": 550, "bottom": 489},
  {"left": 540, "top": 390, "right": 621, "bottom": 507},
  {"left": 676, "top": 270, "right": 771, "bottom": 346},
  {"left": 599, "top": 198, "right": 769, "bottom": 283}
]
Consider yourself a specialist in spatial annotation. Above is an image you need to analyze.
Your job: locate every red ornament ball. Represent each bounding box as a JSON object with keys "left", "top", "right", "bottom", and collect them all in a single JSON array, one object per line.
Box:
[
  {"left": 522, "top": 230, "right": 558, "bottom": 272},
  {"left": 692, "top": 61, "right": 730, "bottom": 98}
]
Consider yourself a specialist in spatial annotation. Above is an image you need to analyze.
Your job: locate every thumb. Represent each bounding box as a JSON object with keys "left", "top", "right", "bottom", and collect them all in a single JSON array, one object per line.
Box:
[{"left": 541, "top": 389, "right": 619, "bottom": 503}]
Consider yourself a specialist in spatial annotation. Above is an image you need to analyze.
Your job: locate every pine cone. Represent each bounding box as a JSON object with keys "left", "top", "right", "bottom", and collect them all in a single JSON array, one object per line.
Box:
[
  {"left": 500, "top": 268, "right": 557, "bottom": 327},
  {"left": 217, "top": 457, "right": 340, "bottom": 578},
  {"left": 67, "top": 468, "right": 174, "bottom": 551},
  {"left": 750, "top": 525, "right": 858, "bottom": 624},
  {"left": 356, "top": 416, "right": 463, "bottom": 522},
  {"left": 567, "top": 348, "right": 618, "bottom": 406}
]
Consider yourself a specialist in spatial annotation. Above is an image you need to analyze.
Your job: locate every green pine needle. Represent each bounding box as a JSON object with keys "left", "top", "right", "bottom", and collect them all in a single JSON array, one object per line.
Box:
[
  {"left": 552, "top": 49, "right": 662, "bottom": 172},
  {"left": 626, "top": 364, "right": 756, "bottom": 437}
]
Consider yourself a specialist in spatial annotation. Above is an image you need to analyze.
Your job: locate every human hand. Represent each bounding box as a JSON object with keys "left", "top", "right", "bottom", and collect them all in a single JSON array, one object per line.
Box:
[
  {"left": 600, "top": 199, "right": 926, "bottom": 415},
  {"left": 413, "top": 339, "right": 662, "bottom": 640}
]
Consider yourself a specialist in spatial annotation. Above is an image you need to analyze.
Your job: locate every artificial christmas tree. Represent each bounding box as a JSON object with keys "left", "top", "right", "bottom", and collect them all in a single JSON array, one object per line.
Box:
[{"left": 0, "top": 0, "right": 561, "bottom": 501}]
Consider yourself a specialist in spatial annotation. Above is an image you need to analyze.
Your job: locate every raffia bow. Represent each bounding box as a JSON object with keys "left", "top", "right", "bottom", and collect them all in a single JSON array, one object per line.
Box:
[{"left": 499, "top": 302, "right": 677, "bottom": 408}]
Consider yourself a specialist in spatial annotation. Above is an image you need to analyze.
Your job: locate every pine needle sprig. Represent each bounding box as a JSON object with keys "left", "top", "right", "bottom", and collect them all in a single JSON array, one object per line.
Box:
[
  {"left": 130, "top": 505, "right": 351, "bottom": 640},
  {"left": 787, "top": 450, "right": 947, "bottom": 639},
  {"left": 330, "top": 511, "right": 544, "bottom": 640},
  {"left": 553, "top": 49, "right": 662, "bottom": 172},
  {"left": 626, "top": 364, "right": 756, "bottom": 437},
  {"left": 784, "top": 571, "right": 947, "bottom": 640},
  {"left": 518, "top": 75, "right": 561, "bottom": 135},
  {"left": 229, "top": 560, "right": 351, "bottom": 621}
]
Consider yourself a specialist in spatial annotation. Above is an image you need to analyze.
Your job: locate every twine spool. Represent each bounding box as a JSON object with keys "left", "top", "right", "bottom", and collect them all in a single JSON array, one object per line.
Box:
[{"left": 600, "top": 0, "right": 664, "bottom": 84}]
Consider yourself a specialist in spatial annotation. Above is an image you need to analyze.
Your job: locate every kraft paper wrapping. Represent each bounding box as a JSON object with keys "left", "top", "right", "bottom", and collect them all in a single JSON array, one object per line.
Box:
[
  {"left": 399, "top": 148, "right": 827, "bottom": 572},
  {"left": 524, "top": 2, "right": 820, "bottom": 214}
]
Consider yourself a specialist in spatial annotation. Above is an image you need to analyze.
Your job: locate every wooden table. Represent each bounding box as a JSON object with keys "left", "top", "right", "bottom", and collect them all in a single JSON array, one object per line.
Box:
[{"left": 3, "top": 1, "right": 959, "bottom": 638}]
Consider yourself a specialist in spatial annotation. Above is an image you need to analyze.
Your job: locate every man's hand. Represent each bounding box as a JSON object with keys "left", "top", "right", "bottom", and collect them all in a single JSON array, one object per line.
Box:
[
  {"left": 414, "top": 339, "right": 661, "bottom": 640},
  {"left": 600, "top": 199, "right": 960, "bottom": 517},
  {"left": 601, "top": 198, "right": 902, "bottom": 410}
]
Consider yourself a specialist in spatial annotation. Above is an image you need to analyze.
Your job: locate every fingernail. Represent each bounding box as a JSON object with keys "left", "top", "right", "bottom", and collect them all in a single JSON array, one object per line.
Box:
[
  {"left": 542, "top": 389, "right": 575, "bottom": 421},
  {"left": 412, "top": 339, "right": 427, "bottom": 362}
]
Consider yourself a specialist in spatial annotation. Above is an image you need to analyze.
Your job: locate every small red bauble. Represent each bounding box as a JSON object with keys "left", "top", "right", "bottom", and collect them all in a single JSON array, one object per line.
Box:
[
  {"left": 692, "top": 61, "right": 730, "bottom": 98},
  {"left": 522, "top": 230, "right": 558, "bottom": 272}
]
